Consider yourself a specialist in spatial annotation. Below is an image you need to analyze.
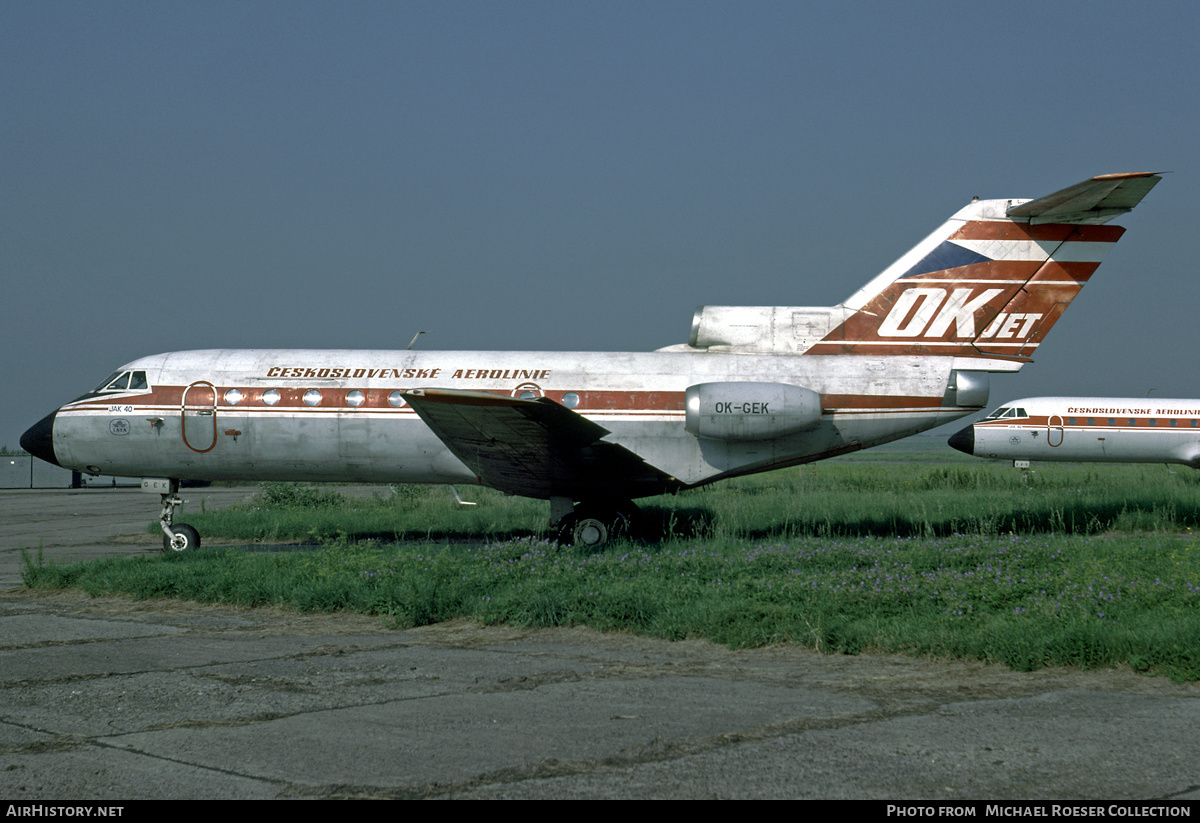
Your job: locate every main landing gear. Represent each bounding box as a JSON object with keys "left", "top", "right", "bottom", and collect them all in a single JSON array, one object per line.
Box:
[
  {"left": 158, "top": 479, "right": 201, "bottom": 552},
  {"left": 550, "top": 497, "right": 638, "bottom": 547}
]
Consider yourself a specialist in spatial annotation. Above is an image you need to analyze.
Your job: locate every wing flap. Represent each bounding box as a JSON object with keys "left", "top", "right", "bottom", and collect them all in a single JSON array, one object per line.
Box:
[{"left": 402, "top": 389, "right": 672, "bottom": 500}]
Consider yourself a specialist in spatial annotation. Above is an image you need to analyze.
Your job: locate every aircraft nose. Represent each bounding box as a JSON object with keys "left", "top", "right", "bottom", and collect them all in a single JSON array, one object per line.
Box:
[
  {"left": 20, "top": 411, "right": 61, "bottom": 467},
  {"left": 947, "top": 424, "right": 975, "bottom": 456}
]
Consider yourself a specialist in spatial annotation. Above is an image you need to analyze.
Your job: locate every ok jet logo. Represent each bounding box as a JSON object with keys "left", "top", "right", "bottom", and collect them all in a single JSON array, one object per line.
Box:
[{"left": 876, "top": 287, "right": 1043, "bottom": 340}]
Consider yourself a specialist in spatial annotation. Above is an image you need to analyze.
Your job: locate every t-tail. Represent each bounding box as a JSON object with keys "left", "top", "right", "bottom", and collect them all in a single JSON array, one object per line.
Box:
[{"left": 686, "top": 172, "right": 1161, "bottom": 370}]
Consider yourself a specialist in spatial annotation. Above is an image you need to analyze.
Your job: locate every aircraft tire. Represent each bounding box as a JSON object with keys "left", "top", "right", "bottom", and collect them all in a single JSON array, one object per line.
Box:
[
  {"left": 163, "top": 523, "right": 201, "bottom": 552},
  {"left": 571, "top": 516, "right": 611, "bottom": 547},
  {"left": 556, "top": 502, "right": 635, "bottom": 547}
]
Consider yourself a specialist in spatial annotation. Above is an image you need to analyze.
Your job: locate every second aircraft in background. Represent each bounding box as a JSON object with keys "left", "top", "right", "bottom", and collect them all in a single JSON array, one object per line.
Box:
[{"left": 948, "top": 398, "right": 1200, "bottom": 468}]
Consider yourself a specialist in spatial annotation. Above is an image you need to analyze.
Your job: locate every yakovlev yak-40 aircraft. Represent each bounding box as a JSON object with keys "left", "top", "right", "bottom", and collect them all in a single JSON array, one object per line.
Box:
[
  {"left": 22, "top": 172, "right": 1161, "bottom": 549},
  {"left": 949, "top": 397, "right": 1200, "bottom": 468}
]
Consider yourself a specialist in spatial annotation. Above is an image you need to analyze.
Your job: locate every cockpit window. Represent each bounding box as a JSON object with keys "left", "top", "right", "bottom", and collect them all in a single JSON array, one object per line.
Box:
[
  {"left": 72, "top": 369, "right": 152, "bottom": 404},
  {"left": 91, "top": 370, "right": 150, "bottom": 394},
  {"left": 93, "top": 371, "right": 124, "bottom": 392},
  {"left": 984, "top": 406, "right": 1028, "bottom": 420}
]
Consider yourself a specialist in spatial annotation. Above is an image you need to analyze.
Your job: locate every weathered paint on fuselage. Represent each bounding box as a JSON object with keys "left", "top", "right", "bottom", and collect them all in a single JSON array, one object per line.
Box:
[
  {"left": 950, "top": 397, "right": 1200, "bottom": 468},
  {"left": 51, "top": 348, "right": 977, "bottom": 496}
]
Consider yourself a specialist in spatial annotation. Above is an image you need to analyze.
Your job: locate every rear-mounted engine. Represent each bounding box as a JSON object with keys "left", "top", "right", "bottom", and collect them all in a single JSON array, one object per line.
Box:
[{"left": 685, "top": 382, "right": 822, "bottom": 441}]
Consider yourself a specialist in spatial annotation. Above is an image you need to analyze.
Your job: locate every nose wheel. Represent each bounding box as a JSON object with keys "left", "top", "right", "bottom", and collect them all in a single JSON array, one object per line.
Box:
[
  {"left": 159, "top": 480, "right": 201, "bottom": 552},
  {"left": 164, "top": 523, "right": 200, "bottom": 552}
]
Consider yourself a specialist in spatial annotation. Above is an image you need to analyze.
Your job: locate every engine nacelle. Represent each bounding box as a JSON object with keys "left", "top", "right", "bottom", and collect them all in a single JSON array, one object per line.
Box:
[
  {"left": 685, "top": 382, "right": 822, "bottom": 441},
  {"left": 947, "top": 370, "right": 989, "bottom": 408}
]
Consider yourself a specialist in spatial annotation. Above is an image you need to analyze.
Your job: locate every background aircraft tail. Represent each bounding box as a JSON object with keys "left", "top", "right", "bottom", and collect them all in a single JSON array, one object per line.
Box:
[{"left": 687, "top": 172, "right": 1160, "bottom": 368}]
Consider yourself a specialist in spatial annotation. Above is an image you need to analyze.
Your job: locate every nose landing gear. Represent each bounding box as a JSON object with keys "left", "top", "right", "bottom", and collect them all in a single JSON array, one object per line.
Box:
[{"left": 158, "top": 479, "right": 201, "bottom": 552}]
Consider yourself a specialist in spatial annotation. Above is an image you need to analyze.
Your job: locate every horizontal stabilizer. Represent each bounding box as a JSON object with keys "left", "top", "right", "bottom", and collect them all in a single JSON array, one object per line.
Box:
[{"left": 1006, "top": 172, "right": 1162, "bottom": 225}]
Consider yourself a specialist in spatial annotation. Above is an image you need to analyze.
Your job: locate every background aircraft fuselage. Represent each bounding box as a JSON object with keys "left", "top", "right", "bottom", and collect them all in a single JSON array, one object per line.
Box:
[{"left": 949, "top": 397, "right": 1200, "bottom": 468}]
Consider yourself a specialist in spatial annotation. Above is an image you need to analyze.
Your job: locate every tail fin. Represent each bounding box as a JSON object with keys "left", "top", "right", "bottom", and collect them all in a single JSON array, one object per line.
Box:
[{"left": 686, "top": 173, "right": 1160, "bottom": 368}]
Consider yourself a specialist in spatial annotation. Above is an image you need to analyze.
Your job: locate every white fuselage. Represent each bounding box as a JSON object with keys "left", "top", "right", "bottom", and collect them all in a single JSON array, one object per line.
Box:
[
  {"left": 950, "top": 397, "right": 1200, "bottom": 468},
  {"left": 47, "top": 348, "right": 976, "bottom": 495}
]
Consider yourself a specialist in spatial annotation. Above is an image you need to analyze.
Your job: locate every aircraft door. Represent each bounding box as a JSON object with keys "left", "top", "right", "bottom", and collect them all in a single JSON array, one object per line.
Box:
[
  {"left": 1047, "top": 414, "right": 1064, "bottom": 448},
  {"left": 181, "top": 381, "right": 217, "bottom": 453}
]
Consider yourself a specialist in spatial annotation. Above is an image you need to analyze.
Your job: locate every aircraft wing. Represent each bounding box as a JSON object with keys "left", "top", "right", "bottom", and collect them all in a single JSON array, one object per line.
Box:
[
  {"left": 402, "top": 389, "right": 673, "bottom": 500},
  {"left": 1006, "top": 171, "right": 1162, "bottom": 225}
]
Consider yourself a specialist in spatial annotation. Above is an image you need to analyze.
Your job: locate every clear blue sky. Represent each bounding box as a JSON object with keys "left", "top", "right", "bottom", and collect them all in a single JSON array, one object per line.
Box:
[{"left": 4, "top": 1, "right": 1197, "bottom": 449}]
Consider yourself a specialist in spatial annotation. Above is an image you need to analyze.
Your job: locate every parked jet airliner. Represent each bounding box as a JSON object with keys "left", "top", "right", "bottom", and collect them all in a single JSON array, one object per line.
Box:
[
  {"left": 948, "top": 397, "right": 1200, "bottom": 467},
  {"left": 21, "top": 172, "right": 1161, "bottom": 548}
]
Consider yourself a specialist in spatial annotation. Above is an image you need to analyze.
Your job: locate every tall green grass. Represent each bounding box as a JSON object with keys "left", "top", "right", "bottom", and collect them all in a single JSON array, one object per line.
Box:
[
  {"left": 22, "top": 532, "right": 1200, "bottom": 681},
  {"left": 176, "top": 460, "right": 1200, "bottom": 544},
  {"left": 649, "top": 461, "right": 1200, "bottom": 540},
  {"left": 181, "top": 483, "right": 549, "bottom": 543}
]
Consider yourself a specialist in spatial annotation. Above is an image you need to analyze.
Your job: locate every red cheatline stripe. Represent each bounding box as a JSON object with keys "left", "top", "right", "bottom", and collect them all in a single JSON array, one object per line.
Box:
[{"left": 67, "top": 385, "right": 950, "bottom": 414}]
